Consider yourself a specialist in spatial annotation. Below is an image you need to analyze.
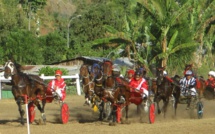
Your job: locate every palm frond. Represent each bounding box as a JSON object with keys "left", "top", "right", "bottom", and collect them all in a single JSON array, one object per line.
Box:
[{"left": 168, "top": 30, "right": 178, "bottom": 50}]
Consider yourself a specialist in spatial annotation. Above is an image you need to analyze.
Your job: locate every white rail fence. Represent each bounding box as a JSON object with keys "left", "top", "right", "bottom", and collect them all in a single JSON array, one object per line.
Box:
[{"left": 0, "top": 74, "right": 81, "bottom": 100}]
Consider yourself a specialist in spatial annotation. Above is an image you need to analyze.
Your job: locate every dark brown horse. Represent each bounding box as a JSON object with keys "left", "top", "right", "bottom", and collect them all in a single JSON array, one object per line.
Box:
[
  {"left": 92, "top": 64, "right": 110, "bottom": 120},
  {"left": 79, "top": 64, "right": 95, "bottom": 105},
  {"left": 154, "top": 67, "right": 180, "bottom": 117},
  {"left": 4, "top": 60, "right": 47, "bottom": 125}
]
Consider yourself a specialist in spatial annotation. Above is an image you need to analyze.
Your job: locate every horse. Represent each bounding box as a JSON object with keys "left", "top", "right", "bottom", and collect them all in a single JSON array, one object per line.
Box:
[
  {"left": 102, "top": 60, "right": 115, "bottom": 89},
  {"left": 3, "top": 60, "right": 47, "bottom": 125},
  {"left": 154, "top": 67, "right": 180, "bottom": 118},
  {"left": 91, "top": 63, "right": 110, "bottom": 120},
  {"left": 112, "top": 76, "right": 155, "bottom": 125},
  {"left": 79, "top": 64, "right": 95, "bottom": 105},
  {"left": 110, "top": 77, "right": 131, "bottom": 125}
]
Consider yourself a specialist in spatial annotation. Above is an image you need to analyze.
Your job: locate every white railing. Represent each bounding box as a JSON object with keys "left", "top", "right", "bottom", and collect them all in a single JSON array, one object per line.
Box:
[{"left": 0, "top": 74, "right": 81, "bottom": 100}]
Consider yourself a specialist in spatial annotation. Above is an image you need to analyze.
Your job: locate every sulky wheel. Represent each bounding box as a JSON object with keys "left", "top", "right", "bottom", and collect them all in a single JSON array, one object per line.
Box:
[
  {"left": 60, "top": 103, "right": 70, "bottom": 124},
  {"left": 148, "top": 102, "right": 155, "bottom": 124},
  {"left": 28, "top": 102, "right": 36, "bottom": 123},
  {"left": 196, "top": 101, "right": 203, "bottom": 119}
]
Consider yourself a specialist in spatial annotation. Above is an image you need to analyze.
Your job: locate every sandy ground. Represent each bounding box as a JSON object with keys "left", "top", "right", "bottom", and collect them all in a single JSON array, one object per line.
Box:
[{"left": 1, "top": 95, "right": 215, "bottom": 134}]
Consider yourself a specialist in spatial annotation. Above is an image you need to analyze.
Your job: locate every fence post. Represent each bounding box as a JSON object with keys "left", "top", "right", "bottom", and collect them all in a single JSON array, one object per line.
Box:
[
  {"left": 75, "top": 74, "right": 81, "bottom": 95},
  {"left": 0, "top": 79, "right": 1, "bottom": 100}
]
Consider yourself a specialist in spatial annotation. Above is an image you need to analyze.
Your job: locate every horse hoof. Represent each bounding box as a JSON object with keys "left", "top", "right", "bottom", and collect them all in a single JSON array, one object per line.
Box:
[
  {"left": 109, "top": 122, "right": 116, "bottom": 126},
  {"left": 122, "top": 120, "right": 130, "bottom": 124},
  {"left": 126, "top": 120, "right": 131, "bottom": 124}
]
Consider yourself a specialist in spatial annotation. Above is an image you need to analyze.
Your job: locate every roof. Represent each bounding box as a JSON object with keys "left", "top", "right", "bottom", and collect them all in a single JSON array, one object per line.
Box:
[
  {"left": 50, "top": 56, "right": 110, "bottom": 65},
  {"left": 113, "top": 57, "right": 134, "bottom": 69}
]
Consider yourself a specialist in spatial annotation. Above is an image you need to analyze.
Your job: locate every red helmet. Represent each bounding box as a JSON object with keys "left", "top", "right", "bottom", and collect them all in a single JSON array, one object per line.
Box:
[
  {"left": 128, "top": 69, "right": 135, "bottom": 75},
  {"left": 55, "top": 70, "right": 62, "bottom": 76}
]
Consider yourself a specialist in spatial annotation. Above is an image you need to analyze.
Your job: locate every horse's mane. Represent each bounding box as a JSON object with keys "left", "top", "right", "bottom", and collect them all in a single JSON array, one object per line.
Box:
[
  {"left": 14, "top": 62, "right": 23, "bottom": 73},
  {"left": 12, "top": 61, "right": 44, "bottom": 84}
]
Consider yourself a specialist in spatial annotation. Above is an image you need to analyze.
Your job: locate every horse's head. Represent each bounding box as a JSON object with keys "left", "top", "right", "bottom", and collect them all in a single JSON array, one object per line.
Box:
[
  {"left": 79, "top": 64, "right": 89, "bottom": 79},
  {"left": 102, "top": 61, "right": 113, "bottom": 79},
  {"left": 156, "top": 67, "right": 165, "bottom": 85},
  {"left": 185, "top": 64, "right": 192, "bottom": 70},
  {"left": 4, "top": 60, "right": 18, "bottom": 78}
]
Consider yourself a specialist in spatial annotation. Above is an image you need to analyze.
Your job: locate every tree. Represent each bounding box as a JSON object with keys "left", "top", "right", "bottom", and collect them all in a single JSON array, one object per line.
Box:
[
  {"left": 3, "top": 29, "right": 44, "bottom": 64},
  {"left": 138, "top": 0, "right": 197, "bottom": 70},
  {"left": 41, "top": 32, "right": 67, "bottom": 64}
]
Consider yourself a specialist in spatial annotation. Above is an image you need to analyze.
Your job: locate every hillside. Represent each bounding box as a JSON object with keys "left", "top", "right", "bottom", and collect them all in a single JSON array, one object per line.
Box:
[{"left": 34, "top": 0, "right": 77, "bottom": 35}]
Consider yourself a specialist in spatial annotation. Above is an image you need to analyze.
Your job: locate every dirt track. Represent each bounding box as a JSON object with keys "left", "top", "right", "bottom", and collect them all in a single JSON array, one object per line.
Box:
[{"left": 1, "top": 95, "right": 215, "bottom": 134}]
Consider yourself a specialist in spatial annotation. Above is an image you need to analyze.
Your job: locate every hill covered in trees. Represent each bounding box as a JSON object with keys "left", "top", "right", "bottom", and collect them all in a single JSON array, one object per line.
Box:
[{"left": 0, "top": 0, "right": 214, "bottom": 75}]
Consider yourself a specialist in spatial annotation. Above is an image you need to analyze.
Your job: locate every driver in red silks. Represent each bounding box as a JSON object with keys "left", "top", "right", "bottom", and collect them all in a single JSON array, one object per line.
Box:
[
  {"left": 129, "top": 71, "right": 148, "bottom": 99},
  {"left": 206, "top": 71, "right": 215, "bottom": 88},
  {"left": 47, "top": 70, "right": 66, "bottom": 101}
]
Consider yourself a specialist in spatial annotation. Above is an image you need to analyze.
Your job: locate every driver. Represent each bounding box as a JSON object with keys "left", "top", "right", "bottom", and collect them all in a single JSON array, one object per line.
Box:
[
  {"left": 179, "top": 70, "right": 197, "bottom": 97},
  {"left": 129, "top": 71, "right": 148, "bottom": 100},
  {"left": 47, "top": 70, "right": 66, "bottom": 101}
]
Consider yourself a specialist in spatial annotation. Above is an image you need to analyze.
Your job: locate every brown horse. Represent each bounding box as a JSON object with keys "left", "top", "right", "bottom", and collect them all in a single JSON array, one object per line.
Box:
[
  {"left": 102, "top": 60, "right": 115, "bottom": 89},
  {"left": 154, "top": 67, "right": 180, "bottom": 118},
  {"left": 4, "top": 60, "right": 47, "bottom": 125},
  {"left": 79, "top": 64, "right": 95, "bottom": 105},
  {"left": 112, "top": 77, "right": 155, "bottom": 124},
  {"left": 110, "top": 77, "right": 131, "bottom": 125},
  {"left": 92, "top": 64, "right": 111, "bottom": 120}
]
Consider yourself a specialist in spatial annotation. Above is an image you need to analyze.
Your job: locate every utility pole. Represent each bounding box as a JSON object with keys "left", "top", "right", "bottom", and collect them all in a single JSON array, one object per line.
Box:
[
  {"left": 28, "top": 1, "right": 31, "bottom": 31},
  {"left": 67, "top": 15, "right": 81, "bottom": 48}
]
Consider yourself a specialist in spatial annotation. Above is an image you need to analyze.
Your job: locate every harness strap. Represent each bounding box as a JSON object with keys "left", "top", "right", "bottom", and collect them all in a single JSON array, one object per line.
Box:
[{"left": 136, "top": 79, "right": 145, "bottom": 90}]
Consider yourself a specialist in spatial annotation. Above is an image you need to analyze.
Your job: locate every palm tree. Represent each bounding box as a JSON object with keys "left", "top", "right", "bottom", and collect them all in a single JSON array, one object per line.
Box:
[
  {"left": 88, "top": 0, "right": 144, "bottom": 61},
  {"left": 138, "top": 0, "right": 197, "bottom": 69}
]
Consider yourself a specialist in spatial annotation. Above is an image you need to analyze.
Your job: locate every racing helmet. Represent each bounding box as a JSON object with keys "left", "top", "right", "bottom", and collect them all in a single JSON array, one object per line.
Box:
[
  {"left": 55, "top": 70, "right": 62, "bottom": 76},
  {"left": 134, "top": 71, "right": 141, "bottom": 76},
  {"left": 209, "top": 71, "right": 215, "bottom": 77},
  {"left": 163, "top": 70, "right": 168, "bottom": 76},
  {"left": 128, "top": 69, "right": 135, "bottom": 75},
  {"left": 185, "top": 70, "right": 192, "bottom": 76},
  {"left": 112, "top": 64, "right": 120, "bottom": 72}
]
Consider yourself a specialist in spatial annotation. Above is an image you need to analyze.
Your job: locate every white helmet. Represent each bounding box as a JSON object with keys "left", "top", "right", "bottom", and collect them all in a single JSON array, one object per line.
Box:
[
  {"left": 112, "top": 64, "right": 120, "bottom": 72},
  {"left": 163, "top": 70, "right": 168, "bottom": 76},
  {"left": 185, "top": 70, "right": 193, "bottom": 75},
  {"left": 209, "top": 71, "right": 215, "bottom": 77}
]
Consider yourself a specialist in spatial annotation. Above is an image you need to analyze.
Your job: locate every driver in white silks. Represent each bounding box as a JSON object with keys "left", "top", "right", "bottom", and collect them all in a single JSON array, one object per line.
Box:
[{"left": 179, "top": 70, "right": 197, "bottom": 97}]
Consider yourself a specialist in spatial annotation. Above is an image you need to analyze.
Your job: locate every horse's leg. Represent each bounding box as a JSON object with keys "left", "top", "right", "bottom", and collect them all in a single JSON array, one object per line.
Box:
[
  {"left": 34, "top": 99, "right": 46, "bottom": 124},
  {"left": 154, "top": 95, "right": 161, "bottom": 114},
  {"left": 124, "top": 104, "right": 130, "bottom": 124},
  {"left": 109, "top": 105, "right": 117, "bottom": 126},
  {"left": 16, "top": 97, "right": 25, "bottom": 125},
  {"left": 98, "top": 100, "right": 104, "bottom": 121},
  {"left": 162, "top": 98, "right": 169, "bottom": 118}
]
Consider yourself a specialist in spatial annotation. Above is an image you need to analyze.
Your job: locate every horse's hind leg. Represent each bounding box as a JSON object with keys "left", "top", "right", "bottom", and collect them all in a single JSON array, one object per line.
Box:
[{"left": 16, "top": 97, "right": 25, "bottom": 125}]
